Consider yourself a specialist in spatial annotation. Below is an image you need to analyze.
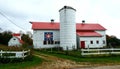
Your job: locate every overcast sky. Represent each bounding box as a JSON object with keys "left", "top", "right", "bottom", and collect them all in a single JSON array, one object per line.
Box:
[{"left": 0, "top": 0, "right": 120, "bottom": 38}]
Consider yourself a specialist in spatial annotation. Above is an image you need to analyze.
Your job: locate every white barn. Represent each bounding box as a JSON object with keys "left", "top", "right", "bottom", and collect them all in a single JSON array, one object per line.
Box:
[
  {"left": 8, "top": 33, "right": 23, "bottom": 46},
  {"left": 30, "top": 6, "right": 106, "bottom": 50}
]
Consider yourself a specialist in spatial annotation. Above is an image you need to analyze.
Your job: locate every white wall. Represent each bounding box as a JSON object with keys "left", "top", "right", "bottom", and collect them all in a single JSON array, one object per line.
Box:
[
  {"left": 33, "top": 30, "right": 60, "bottom": 49},
  {"left": 79, "top": 36, "right": 106, "bottom": 48},
  {"left": 79, "top": 30, "right": 106, "bottom": 48},
  {"left": 8, "top": 37, "right": 21, "bottom": 46},
  {"left": 96, "top": 30, "right": 106, "bottom": 45}
]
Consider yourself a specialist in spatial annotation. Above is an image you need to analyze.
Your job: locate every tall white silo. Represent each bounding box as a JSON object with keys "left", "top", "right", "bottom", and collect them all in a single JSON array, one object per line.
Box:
[{"left": 59, "top": 6, "right": 76, "bottom": 50}]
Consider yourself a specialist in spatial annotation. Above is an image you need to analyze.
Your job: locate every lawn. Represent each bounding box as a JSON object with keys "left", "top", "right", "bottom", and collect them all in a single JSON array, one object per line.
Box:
[
  {"left": 0, "top": 44, "right": 43, "bottom": 69},
  {"left": 36, "top": 49, "right": 120, "bottom": 64},
  {"left": 0, "top": 55, "right": 43, "bottom": 69}
]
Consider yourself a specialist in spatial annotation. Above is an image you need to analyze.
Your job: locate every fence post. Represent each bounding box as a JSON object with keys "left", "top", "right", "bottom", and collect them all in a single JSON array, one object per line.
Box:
[
  {"left": 22, "top": 50, "right": 24, "bottom": 59},
  {"left": 98, "top": 48, "right": 100, "bottom": 54},
  {"left": 51, "top": 47, "right": 52, "bottom": 52},
  {"left": 28, "top": 50, "right": 30, "bottom": 55},
  {"left": 1, "top": 50, "right": 2, "bottom": 57},
  {"left": 111, "top": 48, "right": 114, "bottom": 54},
  {"left": 81, "top": 49, "right": 83, "bottom": 56},
  {"left": 66, "top": 46, "right": 68, "bottom": 51}
]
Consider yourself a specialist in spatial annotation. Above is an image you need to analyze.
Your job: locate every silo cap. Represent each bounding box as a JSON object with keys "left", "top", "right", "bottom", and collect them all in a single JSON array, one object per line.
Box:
[{"left": 59, "top": 6, "right": 76, "bottom": 12}]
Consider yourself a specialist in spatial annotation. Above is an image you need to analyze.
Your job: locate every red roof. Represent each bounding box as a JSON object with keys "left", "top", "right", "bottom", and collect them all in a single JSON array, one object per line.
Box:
[
  {"left": 18, "top": 39, "right": 24, "bottom": 44},
  {"left": 31, "top": 22, "right": 59, "bottom": 30},
  {"left": 30, "top": 22, "right": 106, "bottom": 30},
  {"left": 76, "top": 23, "right": 106, "bottom": 30},
  {"left": 15, "top": 37, "right": 24, "bottom": 44},
  {"left": 13, "top": 33, "right": 20, "bottom": 36},
  {"left": 77, "top": 31, "right": 102, "bottom": 37}
]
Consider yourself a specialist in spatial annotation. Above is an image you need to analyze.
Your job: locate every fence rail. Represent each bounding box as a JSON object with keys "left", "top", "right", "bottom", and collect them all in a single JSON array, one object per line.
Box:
[
  {"left": 81, "top": 48, "right": 120, "bottom": 56},
  {"left": 0, "top": 50, "right": 30, "bottom": 58}
]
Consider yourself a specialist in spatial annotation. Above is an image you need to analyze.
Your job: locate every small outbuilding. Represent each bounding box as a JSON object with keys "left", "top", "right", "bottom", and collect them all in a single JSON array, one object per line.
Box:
[{"left": 8, "top": 33, "right": 24, "bottom": 46}]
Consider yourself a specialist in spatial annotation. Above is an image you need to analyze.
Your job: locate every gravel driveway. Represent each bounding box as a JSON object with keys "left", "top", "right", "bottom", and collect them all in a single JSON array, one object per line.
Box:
[{"left": 74, "top": 65, "right": 120, "bottom": 69}]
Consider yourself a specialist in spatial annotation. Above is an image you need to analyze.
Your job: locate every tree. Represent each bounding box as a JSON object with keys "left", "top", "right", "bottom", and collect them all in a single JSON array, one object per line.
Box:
[
  {"left": 21, "top": 34, "right": 33, "bottom": 45},
  {"left": 0, "top": 31, "right": 12, "bottom": 45},
  {"left": 106, "top": 35, "right": 120, "bottom": 48}
]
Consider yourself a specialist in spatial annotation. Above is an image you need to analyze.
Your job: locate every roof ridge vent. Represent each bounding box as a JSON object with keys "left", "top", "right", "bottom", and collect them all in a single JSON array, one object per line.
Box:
[
  {"left": 51, "top": 19, "right": 54, "bottom": 23},
  {"left": 82, "top": 20, "right": 85, "bottom": 24}
]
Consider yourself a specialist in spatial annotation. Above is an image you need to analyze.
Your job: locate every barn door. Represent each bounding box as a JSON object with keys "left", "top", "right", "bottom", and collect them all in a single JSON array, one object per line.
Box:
[{"left": 80, "top": 41, "right": 85, "bottom": 48}]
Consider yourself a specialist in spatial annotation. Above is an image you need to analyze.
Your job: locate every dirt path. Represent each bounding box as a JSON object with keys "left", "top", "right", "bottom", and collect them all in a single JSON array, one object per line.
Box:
[
  {"left": 29, "top": 53, "right": 89, "bottom": 69},
  {"left": 73, "top": 65, "right": 120, "bottom": 69},
  {"left": 29, "top": 53, "right": 120, "bottom": 69}
]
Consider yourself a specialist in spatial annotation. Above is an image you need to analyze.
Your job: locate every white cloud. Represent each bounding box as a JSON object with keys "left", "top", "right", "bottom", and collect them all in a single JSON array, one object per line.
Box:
[{"left": 0, "top": 0, "right": 120, "bottom": 38}]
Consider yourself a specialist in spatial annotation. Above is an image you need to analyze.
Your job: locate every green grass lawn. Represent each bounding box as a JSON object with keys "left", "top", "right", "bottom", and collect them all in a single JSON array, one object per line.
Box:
[
  {"left": 37, "top": 50, "right": 120, "bottom": 64},
  {"left": 0, "top": 55, "right": 43, "bottom": 69}
]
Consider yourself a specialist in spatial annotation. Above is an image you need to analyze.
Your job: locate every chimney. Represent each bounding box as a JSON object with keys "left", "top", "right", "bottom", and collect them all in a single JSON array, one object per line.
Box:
[
  {"left": 82, "top": 20, "right": 85, "bottom": 24},
  {"left": 51, "top": 19, "right": 54, "bottom": 23}
]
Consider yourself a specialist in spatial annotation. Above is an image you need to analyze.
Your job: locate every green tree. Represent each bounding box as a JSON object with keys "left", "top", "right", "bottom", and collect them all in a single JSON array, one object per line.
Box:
[
  {"left": 106, "top": 35, "right": 120, "bottom": 47},
  {"left": 0, "top": 31, "right": 12, "bottom": 45},
  {"left": 21, "top": 34, "right": 33, "bottom": 45}
]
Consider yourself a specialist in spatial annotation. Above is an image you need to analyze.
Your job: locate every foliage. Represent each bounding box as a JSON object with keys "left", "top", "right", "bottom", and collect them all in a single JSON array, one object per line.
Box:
[
  {"left": 106, "top": 35, "right": 120, "bottom": 47},
  {"left": 0, "top": 44, "right": 26, "bottom": 51},
  {"left": 0, "top": 55, "right": 43, "bottom": 69},
  {"left": 0, "top": 31, "right": 12, "bottom": 45},
  {"left": 21, "top": 34, "right": 33, "bottom": 45},
  {"left": 36, "top": 50, "right": 120, "bottom": 64}
]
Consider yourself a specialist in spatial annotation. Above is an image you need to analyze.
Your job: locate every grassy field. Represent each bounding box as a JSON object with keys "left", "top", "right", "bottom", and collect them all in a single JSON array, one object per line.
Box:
[
  {"left": 36, "top": 49, "right": 120, "bottom": 64},
  {"left": 0, "top": 45, "right": 43, "bottom": 69},
  {"left": 0, "top": 55, "right": 43, "bottom": 69}
]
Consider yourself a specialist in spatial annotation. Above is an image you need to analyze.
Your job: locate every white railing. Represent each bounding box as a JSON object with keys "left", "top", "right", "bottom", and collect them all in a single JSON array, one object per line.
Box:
[
  {"left": 81, "top": 48, "right": 120, "bottom": 56},
  {"left": 0, "top": 50, "right": 30, "bottom": 58}
]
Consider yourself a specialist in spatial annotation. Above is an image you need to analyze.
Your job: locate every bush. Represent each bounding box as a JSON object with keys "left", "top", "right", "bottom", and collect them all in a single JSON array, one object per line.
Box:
[{"left": 0, "top": 55, "right": 33, "bottom": 64}]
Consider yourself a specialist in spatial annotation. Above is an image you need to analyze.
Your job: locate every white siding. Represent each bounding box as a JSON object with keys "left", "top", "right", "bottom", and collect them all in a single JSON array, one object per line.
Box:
[
  {"left": 79, "top": 37, "right": 106, "bottom": 48},
  {"left": 8, "top": 37, "right": 21, "bottom": 46},
  {"left": 33, "top": 30, "right": 60, "bottom": 49},
  {"left": 96, "top": 30, "right": 106, "bottom": 46},
  {"left": 60, "top": 6, "right": 76, "bottom": 50},
  {"left": 78, "top": 30, "right": 106, "bottom": 48}
]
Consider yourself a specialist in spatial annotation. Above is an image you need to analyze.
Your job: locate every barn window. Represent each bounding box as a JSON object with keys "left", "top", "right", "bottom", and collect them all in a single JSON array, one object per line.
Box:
[
  {"left": 90, "top": 41, "right": 93, "bottom": 44},
  {"left": 103, "top": 40, "right": 105, "bottom": 44},
  {"left": 55, "top": 41, "right": 60, "bottom": 44},
  {"left": 13, "top": 39, "right": 16, "bottom": 40},
  {"left": 43, "top": 41, "right": 47, "bottom": 45},
  {"left": 96, "top": 40, "right": 99, "bottom": 44}
]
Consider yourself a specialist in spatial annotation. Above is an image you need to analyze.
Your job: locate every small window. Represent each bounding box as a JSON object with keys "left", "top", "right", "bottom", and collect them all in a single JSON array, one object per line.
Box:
[
  {"left": 55, "top": 41, "right": 57, "bottom": 44},
  {"left": 55, "top": 41, "right": 60, "bottom": 44},
  {"left": 96, "top": 40, "right": 99, "bottom": 44},
  {"left": 103, "top": 40, "right": 105, "bottom": 44},
  {"left": 43, "top": 41, "right": 47, "bottom": 45},
  {"left": 90, "top": 41, "right": 93, "bottom": 44},
  {"left": 58, "top": 41, "right": 60, "bottom": 44},
  {"left": 13, "top": 39, "right": 16, "bottom": 40}
]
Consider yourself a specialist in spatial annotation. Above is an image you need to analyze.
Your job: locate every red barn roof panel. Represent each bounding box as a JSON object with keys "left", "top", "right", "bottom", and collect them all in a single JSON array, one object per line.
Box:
[
  {"left": 77, "top": 31, "right": 102, "bottom": 37},
  {"left": 30, "top": 22, "right": 106, "bottom": 31}
]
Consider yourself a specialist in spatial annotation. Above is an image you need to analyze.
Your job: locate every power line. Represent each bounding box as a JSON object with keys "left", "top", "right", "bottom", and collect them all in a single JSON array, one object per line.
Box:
[{"left": 0, "top": 10, "right": 25, "bottom": 31}]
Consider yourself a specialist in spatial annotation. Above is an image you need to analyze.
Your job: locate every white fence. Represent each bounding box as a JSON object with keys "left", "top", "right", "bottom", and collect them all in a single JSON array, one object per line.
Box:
[
  {"left": 0, "top": 50, "right": 30, "bottom": 58},
  {"left": 81, "top": 48, "right": 120, "bottom": 56}
]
